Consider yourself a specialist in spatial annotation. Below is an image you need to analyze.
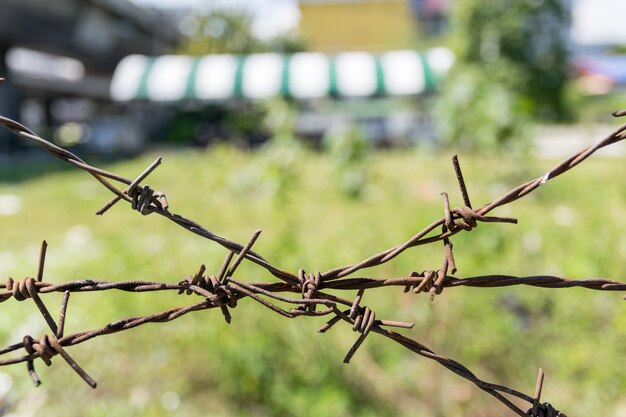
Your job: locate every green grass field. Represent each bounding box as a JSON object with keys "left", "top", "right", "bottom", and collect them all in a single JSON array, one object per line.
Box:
[{"left": 0, "top": 143, "right": 625, "bottom": 417}]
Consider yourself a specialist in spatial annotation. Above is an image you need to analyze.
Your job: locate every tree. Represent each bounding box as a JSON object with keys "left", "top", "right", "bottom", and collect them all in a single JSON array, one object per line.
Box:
[
  {"left": 178, "top": 10, "right": 264, "bottom": 55},
  {"left": 178, "top": 10, "right": 306, "bottom": 56},
  {"left": 171, "top": 10, "right": 306, "bottom": 147},
  {"left": 437, "top": 0, "right": 570, "bottom": 151}
]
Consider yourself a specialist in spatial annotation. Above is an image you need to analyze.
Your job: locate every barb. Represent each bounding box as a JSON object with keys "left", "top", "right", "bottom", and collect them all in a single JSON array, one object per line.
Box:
[
  {"left": 322, "top": 115, "right": 626, "bottom": 280},
  {"left": 531, "top": 368, "right": 545, "bottom": 417},
  {"left": 1, "top": 104, "right": 626, "bottom": 415},
  {"left": 452, "top": 155, "right": 472, "bottom": 209},
  {"left": 97, "top": 157, "right": 165, "bottom": 215},
  {"left": 0, "top": 113, "right": 295, "bottom": 285}
]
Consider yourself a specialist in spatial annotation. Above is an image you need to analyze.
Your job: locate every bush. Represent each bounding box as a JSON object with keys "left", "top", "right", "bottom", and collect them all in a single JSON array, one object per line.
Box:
[{"left": 437, "top": 0, "right": 570, "bottom": 151}]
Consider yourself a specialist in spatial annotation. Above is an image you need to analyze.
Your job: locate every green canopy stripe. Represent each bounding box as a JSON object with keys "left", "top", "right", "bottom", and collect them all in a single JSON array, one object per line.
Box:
[
  {"left": 280, "top": 55, "right": 291, "bottom": 97},
  {"left": 328, "top": 55, "right": 338, "bottom": 97},
  {"left": 374, "top": 55, "right": 386, "bottom": 96},
  {"left": 233, "top": 55, "right": 246, "bottom": 98},
  {"left": 419, "top": 52, "right": 437, "bottom": 92},
  {"left": 185, "top": 58, "right": 201, "bottom": 99},
  {"left": 136, "top": 57, "right": 156, "bottom": 100}
]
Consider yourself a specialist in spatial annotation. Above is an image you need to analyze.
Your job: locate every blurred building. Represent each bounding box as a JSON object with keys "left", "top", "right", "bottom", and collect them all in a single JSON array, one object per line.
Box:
[
  {"left": 0, "top": 0, "right": 179, "bottom": 153},
  {"left": 408, "top": 0, "right": 452, "bottom": 35},
  {"left": 571, "top": 0, "right": 626, "bottom": 50},
  {"left": 298, "top": 0, "right": 415, "bottom": 52},
  {"left": 569, "top": 0, "right": 626, "bottom": 93}
]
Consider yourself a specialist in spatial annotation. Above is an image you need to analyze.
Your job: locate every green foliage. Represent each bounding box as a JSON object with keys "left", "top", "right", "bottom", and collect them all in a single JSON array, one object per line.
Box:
[
  {"left": 171, "top": 9, "right": 306, "bottom": 148},
  {"left": 178, "top": 10, "right": 264, "bottom": 55},
  {"left": 436, "top": 63, "right": 533, "bottom": 152},
  {"left": 178, "top": 10, "right": 306, "bottom": 56},
  {"left": 322, "top": 122, "right": 371, "bottom": 199},
  {"left": 258, "top": 99, "right": 304, "bottom": 202},
  {"left": 438, "top": 0, "right": 570, "bottom": 151},
  {"left": 0, "top": 148, "right": 625, "bottom": 416},
  {"left": 565, "top": 89, "right": 626, "bottom": 124}
]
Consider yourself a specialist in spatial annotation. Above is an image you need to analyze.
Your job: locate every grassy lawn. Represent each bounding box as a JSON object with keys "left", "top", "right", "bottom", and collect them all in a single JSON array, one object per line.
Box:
[{"left": 0, "top": 142, "right": 625, "bottom": 417}]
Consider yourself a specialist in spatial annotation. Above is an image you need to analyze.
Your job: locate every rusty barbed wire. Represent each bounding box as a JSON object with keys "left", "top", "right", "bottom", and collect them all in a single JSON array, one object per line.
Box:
[{"left": 2, "top": 84, "right": 625, "bottom": 415}]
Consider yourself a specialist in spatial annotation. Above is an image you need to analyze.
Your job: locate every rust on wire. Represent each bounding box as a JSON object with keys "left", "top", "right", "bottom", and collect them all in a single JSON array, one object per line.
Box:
[
  {"left": 452, "top": 155, "right": 472, "bottom": 209},
  {"left": 1, "top": 95, "right": 625, "bottom": 416},
  {"left": 531, "top": 368, "right": 545, "bottom": 417},
  {"left": 37, "top": 240, "right": 48, "bottom": 282}
]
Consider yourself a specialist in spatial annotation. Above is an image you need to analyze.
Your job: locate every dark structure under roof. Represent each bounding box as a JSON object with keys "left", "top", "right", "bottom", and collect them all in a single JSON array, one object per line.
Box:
[
  {"left": 0, "top": 0, "right": 179, "bottom": 74},
  {"left": 0, "top": 0, "right": 180, "bottom": 151}
]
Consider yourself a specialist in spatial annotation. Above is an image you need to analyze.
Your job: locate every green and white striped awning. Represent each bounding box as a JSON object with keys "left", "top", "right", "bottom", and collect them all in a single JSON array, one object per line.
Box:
[{"left": 110, "top": 48, "right": 454, "bottom": 102}]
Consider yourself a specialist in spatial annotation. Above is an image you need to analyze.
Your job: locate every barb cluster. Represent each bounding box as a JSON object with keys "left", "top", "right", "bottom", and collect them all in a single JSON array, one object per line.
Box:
[{"left": 1, "top": 88, "right": 626, "bottom": 415}]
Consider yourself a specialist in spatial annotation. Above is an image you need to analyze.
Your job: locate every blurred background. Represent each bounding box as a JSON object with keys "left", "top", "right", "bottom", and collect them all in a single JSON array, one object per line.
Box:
[{"left": 0, "top": 0, "right": 625, "bottom": 416}]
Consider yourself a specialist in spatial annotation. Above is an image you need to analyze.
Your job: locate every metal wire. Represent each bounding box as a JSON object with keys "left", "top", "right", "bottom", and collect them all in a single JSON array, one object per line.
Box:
[{"left": 1, "top": 103, "right": 625, "bottom": 416}]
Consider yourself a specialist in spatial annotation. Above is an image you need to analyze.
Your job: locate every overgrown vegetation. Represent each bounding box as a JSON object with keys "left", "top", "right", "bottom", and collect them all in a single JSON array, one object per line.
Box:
[{"left": 437, "top": 0, "right": 570, "bottom": 151}]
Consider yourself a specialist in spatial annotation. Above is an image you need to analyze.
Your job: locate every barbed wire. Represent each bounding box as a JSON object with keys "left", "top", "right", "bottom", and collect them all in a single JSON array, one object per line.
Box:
[{"left": 2, "top": 78, "right": 625, "bottom": 416}]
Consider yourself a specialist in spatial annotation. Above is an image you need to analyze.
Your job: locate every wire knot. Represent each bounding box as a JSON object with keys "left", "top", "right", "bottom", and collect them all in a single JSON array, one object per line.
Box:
[
  {"left": 527, "top": 402, "right": 566, "bottom": 417},
  {"left": 129, "top": 185, "right": 168, "bottom": 215},
  {"left": 178, "top": 275, "right": 237, "bottom": 308},
  {"left": 404, "top": 270, "right": 437, "bottom": 294},
  {"left": 297, "top": 269, "right": 322, "bottom": 312},
  {"left": 178, "top": 269, "right": 237, "bottom": 309},
  {"left": 342, "top": 297, "right": 378, "bottom": 363},
  {"left": 448, "top": 206, "right": 481, "bottom": 231},
  {"left": 210, "top": 278, "right": 238, "bottom": 309},
  {"left": 442, "top": 193, "right": 517, "bottom": 235},
  {"left": 23, "top": 334, "right": 58, "bottom": 366},
  {"left": 351, "top": 305, "right": 376, "bottom": 335},
  {"left": 5, "top": 277, "right": 37, "bottom": 301},
  {"left": 23, "top": 334, "right": 97, "bottom": 388}
]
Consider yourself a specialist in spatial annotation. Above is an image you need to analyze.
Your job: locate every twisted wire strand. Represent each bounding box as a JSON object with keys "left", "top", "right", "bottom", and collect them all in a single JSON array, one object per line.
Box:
[
  {"left": 3, "top": 111, "right": 626, "bottom": 285},
  {"left": 322, "top": 274, "right": 626, "bottom": 292},
  {"left": 322, "top": 116, "right": 626, "bottom": 280},
  {"left": 1, "top": 106, "right": 624, "bottom": 415},
  {"left": 2, "top": 254, "right": 592, "bottom": 415},
  {"left": 0, "top": 114, "right": 295, "bottom": 284}
]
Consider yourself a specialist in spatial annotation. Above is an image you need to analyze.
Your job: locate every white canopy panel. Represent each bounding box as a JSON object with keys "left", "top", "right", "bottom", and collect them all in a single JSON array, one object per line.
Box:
[{"left": 110, "top": 48, "right": 454, "bottom": 102}]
